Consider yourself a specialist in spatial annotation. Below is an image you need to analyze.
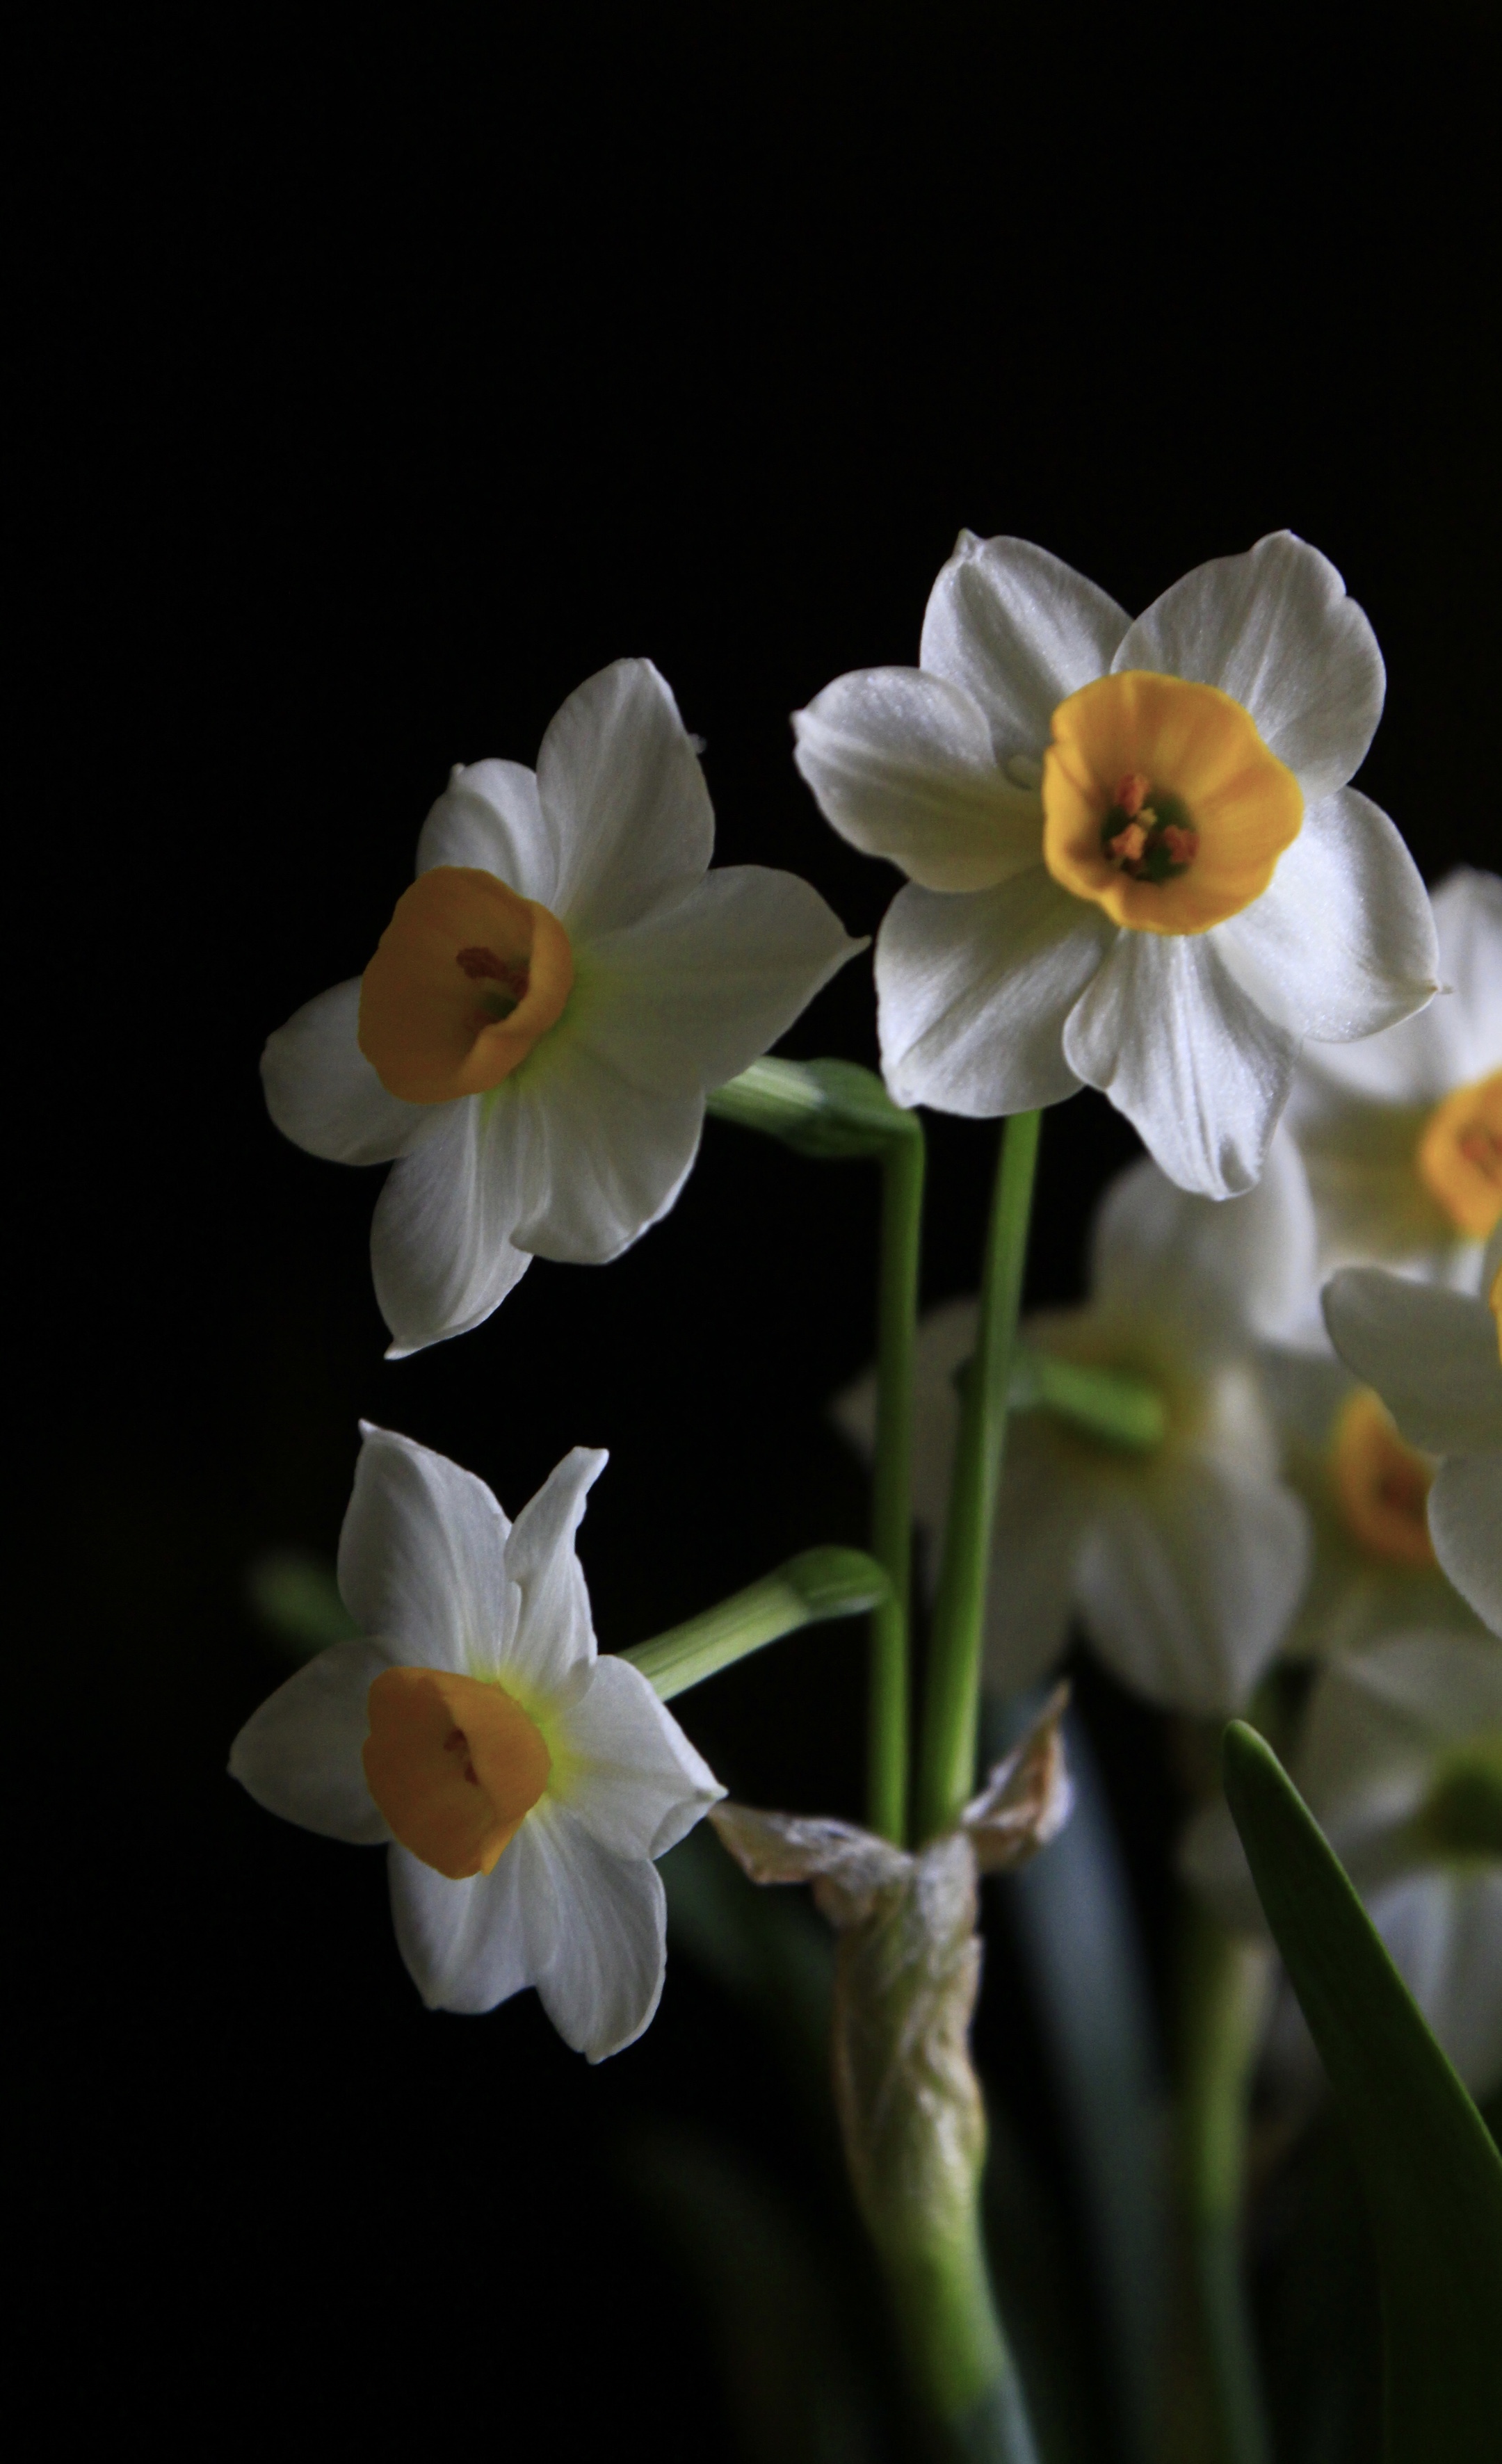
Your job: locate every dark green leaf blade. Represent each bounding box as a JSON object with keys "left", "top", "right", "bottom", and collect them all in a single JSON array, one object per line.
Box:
[{"left": 1222, "top": 1719, "right": 1502, "bottom": 2464}]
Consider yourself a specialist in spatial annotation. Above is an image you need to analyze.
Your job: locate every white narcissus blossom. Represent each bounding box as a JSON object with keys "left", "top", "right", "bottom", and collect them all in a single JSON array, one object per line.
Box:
[
  {"left": 1323, "top": 1228, "right": 1502, "bottom": 1637},
  {"left": 264, "top": 658, "right": 862, "bottom": 1355},
  {"left": 794, "top": 532, "right": 1438, "bottom": 1200},
  {"left": 835, "top": 1156, "right": 1311, "bottom": 1716},
  {"left": 229, "top": 1425, "right": 723, "bottom": 2060},
  {"left": 1261, "top": 1343, "right": 1488, "bottom": 1660},
  {"left": 1181, "top": 1630, "right": 1502, "bottom": 2098},
  {"left": 1284, "top": 867, "right": 1502, "bottom": 1293}
]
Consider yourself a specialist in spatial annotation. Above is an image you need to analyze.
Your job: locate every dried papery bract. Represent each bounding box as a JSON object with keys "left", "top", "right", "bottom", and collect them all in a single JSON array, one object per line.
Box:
[{"left": 712, "top": 1694, "right": 1072, "bottom": 2438}]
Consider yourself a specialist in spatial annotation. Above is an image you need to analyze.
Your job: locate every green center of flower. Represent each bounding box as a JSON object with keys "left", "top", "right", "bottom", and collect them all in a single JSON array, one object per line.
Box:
[{"left": 1099, "top": 770, "right": 1200, "bottom": 885}]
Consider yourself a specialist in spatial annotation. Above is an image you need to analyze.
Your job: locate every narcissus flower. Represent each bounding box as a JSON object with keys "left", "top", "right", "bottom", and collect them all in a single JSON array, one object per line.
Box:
[
  {"left": 1285, "top": 868, "right": 1502, "bottom": 1287},
  {"left": 795, "top": 533, "right": 1437, "bottom": 1199},
  {"left": 229, "top": 1425, "right": 723, "bottom": 2059},
  {"left": 1263, "top": 1345, "right": 1486, "bottom": 1659},
  {"left": 1323, "top": 1229, "right": 1502, "bottom": 1636},
  {"left": 264, "top": 659, "right": 862, "bottom": 1354},
  {"left": 1182, "top": 1630, "right": 1502, "bottom": 2097},
  {"left": 836, "top": 1156, "right": 1310, "bottom": 1714}
]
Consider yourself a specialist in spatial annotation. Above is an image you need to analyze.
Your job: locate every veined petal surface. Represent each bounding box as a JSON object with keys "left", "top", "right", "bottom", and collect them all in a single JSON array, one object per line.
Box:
[
  {"left": 371, "top": 1092, "right": 536, "bottom": 1356},
  {"left": 1214, "top": 788, "right": 1437, "bottom": 1042},
  {"left": 228, "top": 1638, "right": 394, "bottom": 1844},
  {"left": 387, "top": 1827, "right": 540, "bottom": 2015},
  {"left": 337, "top": 1424, "right": 517, "bottom": 1676},
  {"left": 920, "top": 533, "right": 1129, "bottom": 761},
  {"left": 416, "top": 759, "right": 552, "bottom": 902},
  {"left": 506, "top": 1031, "right": 706, "bottom": 1263},
  {"left": 261, "top": 980, "right": 433, "bottom": 1165},
  {"left": 877, "top": 868, "right": 1113, "bottom": 1115},
  {"left": 792, "top": 666, "right": 1042, "bottom": 891},
  {"left": 501, "top": 1445, "right": 606, "bottom": 1699},
  {"left": 1113, "top": 533, "right": 1385, "bottom": 803},
  {"left": 526, "top": 1800, "right": 669, "bottom": 2061},
  {"left": 549, "top": 1655, "right": 723, "bottom": 1856},
  {"left": 583, "top": 866, "right": 861, "bottom": 1096},
  {"left": 537, "top": 660, "right": 713, "bottom": 941},
  {"left": 1063, "top": 930, "right": 1298, "bottom": 1199},
  {"left": 1294, "top": 868, "right": 1502, "bottom": 1105}
]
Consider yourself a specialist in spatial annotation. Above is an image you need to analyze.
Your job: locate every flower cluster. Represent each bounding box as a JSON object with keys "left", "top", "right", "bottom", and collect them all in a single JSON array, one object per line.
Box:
[{"left": 237, "top": 526, "right": 1498, "bottom": 2141}]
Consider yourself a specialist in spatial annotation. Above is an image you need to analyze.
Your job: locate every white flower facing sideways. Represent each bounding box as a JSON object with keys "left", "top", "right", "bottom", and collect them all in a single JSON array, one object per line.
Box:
[
  {"left": 264, "top": 658, "right": 862, "bottom": 1354},
  {"left": 836, "top": 1154, "right": 1311, "bottom": 1716},
  {"left": 1323, "top": 1224, "right": 1502, "bottom": 1638},
  {"left": 1181, "top": 1629, "right": 1502, "bottom": 2098},
  {"left": 795, "top": 532, "right": 1439, "bottom": 1199},
  {"left": 229, "top": 1425, "right": 723, "bottom": 2060},
  {"left": 1283, "top": 867, "right": 1501, "bottom": 1292}
]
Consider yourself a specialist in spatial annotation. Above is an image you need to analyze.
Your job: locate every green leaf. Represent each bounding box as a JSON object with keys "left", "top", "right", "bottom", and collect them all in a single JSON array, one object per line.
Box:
[
  {"left": 707, "top": 1056, "right": 919, "bottom": 1160},
  {"left": 1221, "top": 1720, "right": 1502, "bottom": 2464}
]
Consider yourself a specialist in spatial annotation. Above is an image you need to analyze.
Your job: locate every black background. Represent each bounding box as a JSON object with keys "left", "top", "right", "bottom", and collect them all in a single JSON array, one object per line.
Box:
[{"left": 22, "top": 10, "right": 1497, "bottom": 2456}]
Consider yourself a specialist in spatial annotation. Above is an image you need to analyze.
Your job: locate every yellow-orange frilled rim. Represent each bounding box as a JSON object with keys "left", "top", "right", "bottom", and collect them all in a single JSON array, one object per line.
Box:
[
  {"left": 362, "top": 1666, "right": 552, "bottom": 1879},
  {"left": 359, "top": 866, "right": 574, "bottom": 1103},
  {"left": 1042, "top": 672, "right": 1303, "bottom": 934},
  {"left": 1331, "top": 1388, "right": 1437, "bottom": 1569},
  {"left": 1415, "top": 1071, "right": 1502, "bottom": 1242}
]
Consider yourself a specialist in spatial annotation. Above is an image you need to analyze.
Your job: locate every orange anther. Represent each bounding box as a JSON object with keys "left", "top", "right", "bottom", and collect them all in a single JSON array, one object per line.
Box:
[{"left": 1115, "top": 772, "right": 1152, "bottom": 818}]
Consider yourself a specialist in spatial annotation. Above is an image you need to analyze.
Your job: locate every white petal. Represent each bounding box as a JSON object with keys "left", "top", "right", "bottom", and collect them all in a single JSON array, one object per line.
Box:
[
  {"left": 1322, "top": 1269, "right": 1502, "bottom": 1452},
  {"left": 581, "top": 866, "right": 862, "bottom": 1097},
  {"left": 1090, "top": 1132, "right": 1321, "bottom": 1350},
  {"left": 415, "top": 759, "right": 554, "bottom": 902},
  {"left": 536, "top": 660, "right": 713, "bottom": 941},
  {"left": 1299, "top": 1630, "right": 1502, "bottom": 1838},
  {"left": 261, "top": 980, "right": 431, "bottom": 1165},
  {"left": 506, "top": 1030, "right": 706, "bottom": 1262},
  {"left": 526, "top": 1801, "right": 669, "bottom": 2061},
  {"left": 549, "top": 1656, "right": 723, "bottom": 1856},
  {"left": 1063, "top": 931, "right": 1298, "bottom": 1199},
  {"left": 919, "top": 533, "right": 1129, "bottom": 761},
  {"left": 1299, "top": 869, "right": 1502, "bottom": 1107},
  {"left": 500, "top": 1446, "right": 608, "bottom": 1698},
  {"left": 1369, "top": 1870, "right": 1502, "bottom": 2100},
  {"left": 1429, "top": 1454, "right": 1502, "bottom": 1636},
  {"left": 387, "top": 1826, "right": 542, "bottom": 2015},
  {"left": 370, "top": 1092, "right": 535, "bottom": 1358},
  {"left": 791, "top": 666, "right": 1043, "bottom": 891},
  {"left": 228, "top": 1639, "right": 393, "bottom": 1844},
  {"left": 337, "top": 1423, "right": 517, "bottom": 1676},
  {"left": 1076, "top": 1458, "right": 1309, "bottom": 1715},
  {"left": 876, "top": 868, "right": 1113, "bottom": 1115},
  {"left": 987, "top": 1423, "right": 1088, "bottom": 1690},
  {"left": 1214, "top": 789, "right": 1437, "bottom": 1043},
  {"left": 1431, "top": 868, "right": 1502, "bottom": 1080},
  {"left": 1113, "top": 533, "right": 1385, "bottom": 804}
]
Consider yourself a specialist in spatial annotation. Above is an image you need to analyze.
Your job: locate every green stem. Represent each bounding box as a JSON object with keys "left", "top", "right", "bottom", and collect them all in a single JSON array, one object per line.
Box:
[
  {"left": 878, "top": 2212, "right": 1040, "bottom": 2464},
  {"left": 916, "top": 1112, "right": 1041, "bottom": 1841},
  {"left": 1180, "top": 1904, "right": 1275, "bottom": 2464},
  {"left": 868, "top": 1124, "right": 924, "bottom": 1845},
  {"left": 624, "top": 1547, "right": 889, "bottom": 1702}
]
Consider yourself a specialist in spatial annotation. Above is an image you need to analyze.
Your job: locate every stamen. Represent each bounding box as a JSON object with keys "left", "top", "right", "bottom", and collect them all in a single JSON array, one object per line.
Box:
[
  {"left": 1106, "top": 821, "right": 1148, "bottom": 865},
  {"left": 1115, "top": 772, "right": 1152, "bottom": 818}
]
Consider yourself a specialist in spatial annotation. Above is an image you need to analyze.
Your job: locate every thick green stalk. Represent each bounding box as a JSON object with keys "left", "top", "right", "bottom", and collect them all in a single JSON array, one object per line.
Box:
[
  {"left": 878, "top": 2215, "right": 1039, "bottom": 2464},
  {"left": 624, "top": 1547, "right": 889, "bottom": 1702},
  {"left": 868, "top": 1125, "right": 924, "bottom": 1844},
  {"left": 916, "top": 1112, "right": 1041, "bottom": 1840},
  {"left": 1179, "top": 1905, "right": 1274, "bottom": 2464}
]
